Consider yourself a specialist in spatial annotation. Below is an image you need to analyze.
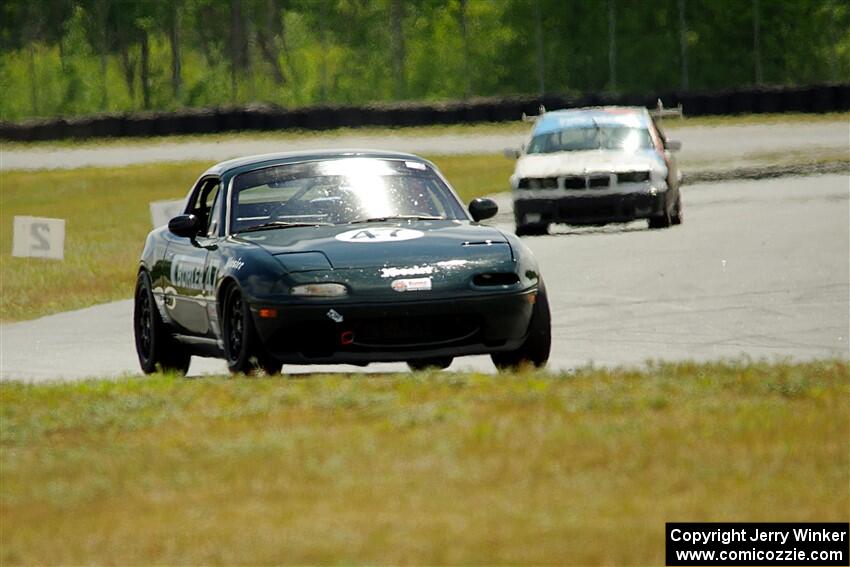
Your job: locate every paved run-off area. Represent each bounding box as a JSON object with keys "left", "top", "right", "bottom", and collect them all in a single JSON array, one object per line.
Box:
[{"left": 1, "top": 173, "right": 847, "bottom": 381}]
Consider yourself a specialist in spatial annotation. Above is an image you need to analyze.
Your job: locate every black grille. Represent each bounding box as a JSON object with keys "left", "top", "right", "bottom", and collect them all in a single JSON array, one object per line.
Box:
[
  {"left": 588, "top": 175, "right": 610, "bottom": 188},
  {"left": 519, "top": 177, "right": 558, "bottom": 189},
  {"left": 563, "top": 176, "right": 585, "bottom": 189},
  {"left": 352, "top": 315, "right": 480, "bottom": 347},
  {"left": 271, "top": 313, "right": 481, "bottom": 356},
  {"left": 617, "top": 171, "right": 650, "bottom": 183},
  {"left": 521, "top": 173, "right": 641, "bottom": 190}
]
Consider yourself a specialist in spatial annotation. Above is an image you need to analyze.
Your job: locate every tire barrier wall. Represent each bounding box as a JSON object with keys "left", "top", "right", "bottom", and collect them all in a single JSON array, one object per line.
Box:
[{"left": 2, "top": 84, "right": 848, "bottom": 142}]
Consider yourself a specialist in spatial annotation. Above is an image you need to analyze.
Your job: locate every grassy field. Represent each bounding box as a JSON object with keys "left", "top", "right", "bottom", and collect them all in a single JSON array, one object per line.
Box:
[
  {"left": 0, "top": 155, "right": 513, "bottom": 322},
  {"left": 1, "top": 360, "right": 847, "bottom": 564}
]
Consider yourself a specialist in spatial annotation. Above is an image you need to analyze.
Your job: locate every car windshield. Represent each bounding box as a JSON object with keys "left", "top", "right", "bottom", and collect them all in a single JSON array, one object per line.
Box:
[
  {"left": 230, "top": 158, "right": 467, "bottom": 232},
  {"left": 527, "top": 126, "right": 652, "bottom": 154}
]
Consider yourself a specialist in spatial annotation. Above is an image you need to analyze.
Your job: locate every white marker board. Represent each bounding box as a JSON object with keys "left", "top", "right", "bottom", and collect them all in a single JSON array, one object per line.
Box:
[
  {"left": 150, "top": 199, "right": 185, "bottom": 228},
  {"left": 12, "top": 216, "right": 66, "bottom": 260}
]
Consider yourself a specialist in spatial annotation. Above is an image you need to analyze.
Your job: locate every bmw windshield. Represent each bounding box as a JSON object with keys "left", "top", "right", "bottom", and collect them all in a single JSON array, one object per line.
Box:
[
  {"left": 527, "top": 126, "right": 653, "bottom": 154},
  {"left": 230, "top": 158, "right": 467, "bottom": 233}
]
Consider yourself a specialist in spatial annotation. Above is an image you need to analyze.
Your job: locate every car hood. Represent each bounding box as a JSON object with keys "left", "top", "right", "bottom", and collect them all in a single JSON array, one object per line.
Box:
[
  {"left": 235, "top": 220, "right": 512, "bottom": 271},
  {"left": 513, "top": 149, "right": 666, "bottom": 180}
]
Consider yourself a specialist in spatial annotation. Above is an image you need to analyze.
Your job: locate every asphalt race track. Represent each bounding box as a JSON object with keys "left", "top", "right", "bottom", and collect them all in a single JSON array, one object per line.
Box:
[{"left": 2, "top": 173, "right": 847, "bottom": 381}]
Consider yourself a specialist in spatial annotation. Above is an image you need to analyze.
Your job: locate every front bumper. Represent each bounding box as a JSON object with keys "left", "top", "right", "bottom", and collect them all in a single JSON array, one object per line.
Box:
[
  {"left": 250, "top": 289, "right": 536, "bottom": 364},
  {"left": 515, "top": 188, "right": 668, "bottom": 225}
]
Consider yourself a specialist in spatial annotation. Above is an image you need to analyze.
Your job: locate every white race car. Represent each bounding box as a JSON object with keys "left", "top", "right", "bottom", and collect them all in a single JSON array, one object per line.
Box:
[{"left": 508, "top": 105, "right": 683, "bottom": 235}]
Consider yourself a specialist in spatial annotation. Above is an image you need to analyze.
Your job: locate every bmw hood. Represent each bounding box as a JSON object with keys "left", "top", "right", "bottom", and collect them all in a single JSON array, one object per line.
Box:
[
  {"left": 236, "top": 220, "right": 512, "bottom": 271},
  {"left": 513, "top": 149, "right": 666, "bottom": 182}
]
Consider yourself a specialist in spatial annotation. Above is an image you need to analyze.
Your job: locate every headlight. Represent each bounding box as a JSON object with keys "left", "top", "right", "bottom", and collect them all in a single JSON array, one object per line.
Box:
[
  {"left": 290, "top": 283, "right": 348, "bottom": 297},
  {"left": 650, "top": 169, "right": 668, "bottom": 186}
]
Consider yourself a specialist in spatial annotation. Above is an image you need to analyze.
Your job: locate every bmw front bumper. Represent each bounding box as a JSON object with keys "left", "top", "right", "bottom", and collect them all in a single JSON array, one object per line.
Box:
[{"left": 515, "top": 186, "right": 669, "bottom": 226}]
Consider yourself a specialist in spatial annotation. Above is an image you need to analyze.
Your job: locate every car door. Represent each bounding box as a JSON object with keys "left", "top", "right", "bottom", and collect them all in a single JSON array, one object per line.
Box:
[
  {"left": 163, "top": 177, "right": 222, "bottom": 336},
  {"left": 199, "top": 180, "right": 226, "bottom": 338}
]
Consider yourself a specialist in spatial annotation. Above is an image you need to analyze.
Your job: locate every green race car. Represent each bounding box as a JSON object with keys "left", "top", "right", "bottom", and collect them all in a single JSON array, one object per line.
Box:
[{"left": 134, "top": 150, "right": 550, "bottom": 375}]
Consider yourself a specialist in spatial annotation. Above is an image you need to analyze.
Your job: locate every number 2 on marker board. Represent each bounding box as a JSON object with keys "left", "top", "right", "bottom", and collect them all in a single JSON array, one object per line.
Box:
[{"left": 12, "top": 216, "right": 65, "bottom": 260}]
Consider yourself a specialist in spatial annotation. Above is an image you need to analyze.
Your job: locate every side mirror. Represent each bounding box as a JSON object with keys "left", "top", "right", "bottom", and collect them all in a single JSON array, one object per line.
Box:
[
  {"left": 503, "top": 147, "right": 521, "bottom": 159},
  {"left": 664, "top": 139, "right": 682, "bottom": 151},
  {"left": 469, "top": 198, "right": 498, "bottom": 222},
  {"left": 168, "top": 214, "right": 201, "bottom": 238}
]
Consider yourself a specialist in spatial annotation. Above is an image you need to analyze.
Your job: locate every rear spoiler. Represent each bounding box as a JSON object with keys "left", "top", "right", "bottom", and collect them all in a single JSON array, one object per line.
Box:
[
  {"left": 650, "top": 99, "right": 684, "bottom": 119},
  {"left": 521, "top": 105, "right": 547, "bottom": 123},
  {"left": 520, "top": 99, "right": 683, "bottom": 123}
]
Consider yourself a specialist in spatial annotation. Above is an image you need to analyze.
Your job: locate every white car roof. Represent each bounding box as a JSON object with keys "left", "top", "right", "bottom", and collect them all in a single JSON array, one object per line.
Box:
[{"left": 533, "top": 107, "right": 650, "bottom": 136}]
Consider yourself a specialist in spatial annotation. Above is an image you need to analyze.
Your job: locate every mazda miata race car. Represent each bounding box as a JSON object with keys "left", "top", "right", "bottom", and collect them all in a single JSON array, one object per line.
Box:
[
  {"left": 508, "top": 105, "right": 683, "bottom": 235},
  {"left": 134, "top": 150, "right": 550, "bottom": 375}
]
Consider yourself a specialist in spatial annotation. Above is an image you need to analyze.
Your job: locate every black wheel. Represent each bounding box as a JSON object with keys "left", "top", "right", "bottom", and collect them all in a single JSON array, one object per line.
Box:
[
  {"left": 133, "top": 271, "right": 191, "bottom": 375},
  {"left": 221, "top": 285, "right": 282, "bottom": 375},
  {"left": 647, "top": 204, "right": 673, "bottom": 229},
  {"left": 671, "top": 194, "right": 683, "bottom": 225},
  {"left": 407, "top": 357, "right": 453, "bottom": 371},
  {"left": 515, "top": 223, "right": 549, "bottom": 236},
  {"left": 491, "top": 279, "right": 551, "bottom": 370}
]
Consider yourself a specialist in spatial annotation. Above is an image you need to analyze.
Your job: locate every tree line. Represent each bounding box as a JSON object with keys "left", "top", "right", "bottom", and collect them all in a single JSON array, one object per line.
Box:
[{"left": 1, "top": 0, "right": 847, "bottom": 121}]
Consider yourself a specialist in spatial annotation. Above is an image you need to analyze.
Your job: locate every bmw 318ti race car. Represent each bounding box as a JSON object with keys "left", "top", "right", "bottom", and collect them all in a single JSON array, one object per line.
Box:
[
  {"left": 508, "top": 105, "right": 683, "bottom": 235},
  {"left": 134, "top": 150, "right": 551, "bottom": 375}
]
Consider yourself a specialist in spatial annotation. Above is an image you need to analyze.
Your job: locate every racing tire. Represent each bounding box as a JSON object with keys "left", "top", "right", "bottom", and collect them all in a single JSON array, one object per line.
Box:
[
  {"left": 647, "top": 205, "right": 673, "bottom": 229},
  {"left": 491, "top": 279, "right": 551, "bottom": 370},
  {"left": 671, "top": 195, "right": 683, "bottom": 225},
  {"left": 134, "top": 271, "right": 191, "bottom": 375},
  {"left": 516, "top": 223, "right": 549, "bottom": 237},
  {"left": 221, "top": 285, "right": 283, "bottom": 376},
  {"left": 407, "top": 357, "right": 453, "bottom": 371}
]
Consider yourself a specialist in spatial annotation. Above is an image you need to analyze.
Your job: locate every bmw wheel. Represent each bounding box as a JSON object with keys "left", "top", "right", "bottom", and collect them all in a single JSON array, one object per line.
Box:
[
  {"left": 221, "top": 285, "right": 282, "bottom": 375},
  {"left": 671, "top": 195, "right": 683, "bottom": 225},
  {"left": 648, "top": 208, "right": 672, "bottom": 229},
  {"left": 491, "top": 279, "right": 551, "bottom": 370},
  {"left": 134, "top": 270, "right": 191, "bottom": 375}
]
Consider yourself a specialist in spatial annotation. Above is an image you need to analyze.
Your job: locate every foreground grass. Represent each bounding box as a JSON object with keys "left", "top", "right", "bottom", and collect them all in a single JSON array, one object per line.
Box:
[
  {"left": 4, "top": 112, "right": 848, "bottom": 151},
  {"left": 0, "top": 155, "right": 512, "bottom": 321},
  {"left": 1, "top": 360, "right": 847, "bottom": 564}
]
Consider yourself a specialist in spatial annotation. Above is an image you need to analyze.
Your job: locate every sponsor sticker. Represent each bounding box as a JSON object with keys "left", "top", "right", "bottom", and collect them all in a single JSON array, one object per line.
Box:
[
  {"left": 381, "top": 265, "right": 434, "bottom": 278},
  {"left": 335, "top": 227, "right": 424, "bottom": 243},
  {"left": 326, "top": 309, "right": 344, "bottom": 323},
  {"left": 391, "top": 277, "right": 432, "bottom": 292},
  {"left": 436, "top": 259, "right": 468, "bottom": 268},
  {"left": 171, "top": 254, "right": 208, "bottom": 291}
]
